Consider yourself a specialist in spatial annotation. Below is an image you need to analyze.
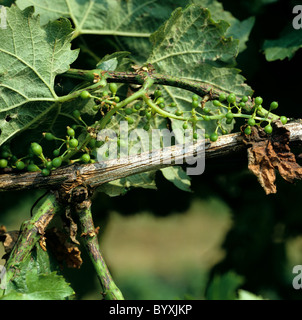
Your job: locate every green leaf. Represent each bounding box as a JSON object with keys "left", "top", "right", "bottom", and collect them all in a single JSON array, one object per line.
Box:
[
  {"left": 237, "top": 289, "right": 265, "bottom": 300},
  {"left": 160, "top": 167, "right": 191, "bottom": 192},
  {"left": 0, "top": 6, "right": 78, "bottom": 146},
  {"left": 263, "top": 26, "right": 302, "bottom": 61},
  {"left": 2, "top": 270, "right": 74, "bottom": 300},
  {"left": 193, "top": 0, "right": 255, "bottom": 53},
  {"left": 147, "top": 5, "right": 253, "bottom": 135},
  {"left": 2, "top": 244, "right": 74, "bottom": 300},
  {"left": 96, "top": 51, "right": 132, "bottom": 71},
  {"left": 206, "top": 271, "right": 244, "bottom": 300}
]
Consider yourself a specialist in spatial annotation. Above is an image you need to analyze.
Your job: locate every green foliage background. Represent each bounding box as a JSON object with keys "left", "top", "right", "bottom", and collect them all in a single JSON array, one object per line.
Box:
[{"left": 1, "top": 0, "right": 302, "bottom": 300}]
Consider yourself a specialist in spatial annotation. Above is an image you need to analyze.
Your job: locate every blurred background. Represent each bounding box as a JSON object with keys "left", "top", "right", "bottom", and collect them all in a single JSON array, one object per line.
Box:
[{"left": 2, "top": 0, "right": 302, "bottom": 300}]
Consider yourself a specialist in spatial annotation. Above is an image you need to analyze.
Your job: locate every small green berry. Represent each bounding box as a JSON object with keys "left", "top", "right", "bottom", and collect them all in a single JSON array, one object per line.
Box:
[
  {"left": 42, "top": 168, "right": 50, "bottom": 176},
  {"left": 27, "top": 163, "right": 40, "bottom": 172},
  {"left": 191, "top": 100, "right": 199, "bottom": 108},
  {"left": 44, "top": 132, "right": 55, "bottom": 141},
  {"left": 114, "top": 96, "right": 120, "bottom": 103},
  {"left": 175, "top": 110, "right": 183, "bottom": 116},
  {"left": 67, "top": 127, "right": 75, "bottom": 137},
  {"left": 159, "top": 103, "right": 165, "bottom": 109},
  {"left": 270, "top": 101, "right": 278, "bottom": 110},
  {"left": 239, "top": 102, "right": 246, "bottom": 108},
  {"left": 109, "top": 83, "right": 118, "bottom": 95},
  {"left": 210, "top": 133, "right": 218, "bottom": 142},
  {"left": 16, "top": 160, "right": 25, "bottom": 170},
  {"left": 247, "top": 118, "right": 256, "bottom": 126},
  {"left": 241, "top": 96, "right": 249, "bottom": 103},
  {"left": 213, "top": 100, "right": 220, "bottom": 107},
  {"left": 0, "top": 159, "right": 8, "bottom": 168},
  {"left": 170, "top": 102, "right": 177, "bottom": 108},
  {"left": 219, "top": 93, "right": 226, "bottom": 102},
  {"left": 244, "top": 126, "right": 252, "bottom": 135},
  {"left": 254, "top": 97, "right": 263, "bottom": 105},
  {"left": 31, "top": 143, "right": 43, "bottom": 156},
  {"left": 225, "top": 112, "right": 234, "bottom": 120},
  {"left": 73, "top": 110, "right": 81, "bottom": 119},
  {"left": 53, "top": 149, "right": 60, "bottom": 157},
  {"left": 80, "top": 90, "right": 91, "bottom": 99},
  {"left": 143, "top": 123, "right": 150, "bottom": 131},
  {"left": 264, "top": 124, "right": 273, "bottom": 134},
  {"left": 154, "top": 90, "right": 162, "bottom": 98},
  {"left": 227, "top": 93, "right": 236, "bottom": 104},
  {"left": 46, "top": 161, "right": 53, "bottom": 170},
  {"left": 81, "top": 153, "right": 90, "bottom": 163},
  {"left": 192, "top": 94, "right": 199, "bottom": 101},
  {"left": 125, "top": 108, "right": 133, "bottom": 115},
  {"left": 226, "top": 118, "right": 233, "bottom": 124},
  {"left": 280, "top": 116, "right": 287, "bottom": 125},
  {"left": 203, "top": 115, "right": 210, "bottom": 121},
  {"left": 126, "top": 116, "right": 134, "bottom": 125},
  {"left": 69, "top": 138, "right": 79, "bottom": 148},
  {"left": 52, "top": 157, "right": 62, "bottom": 168},
  {"left": 183, "top": 122, "right": 188, "bottom": 130},
  {"left": 203, "top": 107, "right": 210, "bottom": 113},
  {"left": 156, "top": 97, "right": 165, "bottom": 104}
]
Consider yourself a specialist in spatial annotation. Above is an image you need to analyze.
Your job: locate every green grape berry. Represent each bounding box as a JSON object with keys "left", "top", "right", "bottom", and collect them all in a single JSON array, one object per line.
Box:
[
  {"left": 264, "top": 124, "right": 273, "bottom": 134},
  {"left": 270, "top": 101, "right": 278, "bottom": 110},
  {"left": 203, "top": 107, "right": 210, "bottom": 113},
  {"left": 170, "top": 102, "right": 177, "bottom": 108},
  {"left": 126, "top": 116, "right": 134, "bottom": 125},
  {"left": 44, "top": 132, "right": 55, "bottom": 141},
  {"left": 53, "top": 149, "right": 60, "bottom": 157},
  {"left": 156, "top": 97, "right": 165, "bottom": 104},
  {"left": 109, "top": 83, "right": 118, "bottom": 96},
  {"left": 73, "top": 110, "right": 81, "bottom": 119},
  {"left": 213, "top": 100, "right": 220, "bottom": 107},
  {"left": 205, "top": 133, "right": 210, "bottom": 139},
  {"left": 125, "top": 108, "right": 133, "bottom": 115},
  {"left": 247, "top": 118, "right": 256, "bottom": 126},
  {"left": 210, "top": 133, "right": 218, "bottom": 142},
  {"left": 154, "top": 90, "right": 162, "bottom": 98},
  {"left": 226, "top": 118, "right": 233, "bottom": 124},
  {"left": 102, "top": 90, "right": 109, "bottom": 97},
  {"left": 227, "top": 93, "right": 236, "bottom": 104},
  {"left": 16, "top": 160, "right": 25, "bottom": 170},
  {"left": 134, "top": 103, "right": 142, "bottom": 110},
  {"left": 31, "top": 143, "right": 43, "bottom": 156},
  {"left": 42, "top": 168, "right": 50, "bottom": 176},
  {"left": 244, "top": 126, "right": 252, "bottom": 135},
  {"left": 203, "top": 115, "right": 210, "bottom": 121},
  {"left": 1, "top": 150, "right": 10, "bottom": 158},
  {"left": 52, "top": 157, "right": 62, "bottom": 168},
  {"left": 46, "top": 161, "right": 53, "bottom": 170},
  {"left": 143, "top": 123, "right": 150, "bottom": 131},
  {"left": 241, "top": 96, "right": 249, "bottom": 103},
  {"left": 193, "top": 132, "right": 198, "bottom": 139},
  {"left": 183, "top": 122, "right": 188, "bottom": 130},
  {"left": 219, "top": 93, "right": 226, "bottom": 102},
  {"left": 69, "top": 138, "right": 79, "bottom": 148},
  {"left": 145, "top": 111, "right": 152, "bottom": 119},
  {"left": 81, "top": 153, "right": 90, "bottom": 163},
  {"left": 280, "top": 116, "right": 287, "bottom": 125},
  {"left": 192, "top": 94, "right": 199, "bottom": 101},
  {"left": 114, "top": 96, "right": 120, "bottom": 103},
  {"left": 80, "top": 90, "right": 91, "bottom": 99},
  {"left": 225, "top": 112, "right": 234, "bottom": 120},
  {"left": 191, "top": 100, "right": 199, "bottom": 108},
  {"left": 159, "top": 103, "right": 165, "bottom": 109},
  {"left": 239, "top": 102, "right": 246, "bottom": 108},
  {"left": 0, "top": 159, "right": 8, "bottom": 168},
  {"left": 67, "top": 127, "right": 75, "bottom": 137},
  {"left": 27, "top": 163, "right": 40, "bottom": 172},
  {"left": 254, "top": 96, "right": 263, "bottom": 105},
  {"left": 176, "top": 110, "right": 183, "bottom": 116}
]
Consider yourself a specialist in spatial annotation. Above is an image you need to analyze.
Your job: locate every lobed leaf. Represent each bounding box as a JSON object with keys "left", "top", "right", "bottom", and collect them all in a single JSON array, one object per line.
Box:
[{"left": 0, "top": 5, "right": 78, "bottom": 146}]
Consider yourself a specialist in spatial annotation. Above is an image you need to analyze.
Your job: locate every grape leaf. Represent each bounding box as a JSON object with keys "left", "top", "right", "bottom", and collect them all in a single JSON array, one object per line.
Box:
[
  {"left": 147, "top": 5, "right": 253, "bottom": 135},
  {"left": 160, "top": 167, "right": 191, "bottom": 192},
  {"left": 263, "top": 25, "right": 302, "bottom": 61},
  {"left": 15, "top": 0, "right": 255, "bottom": 63},
  {"left": 0, "top": 5, "right": 78, "bottom": 146}
]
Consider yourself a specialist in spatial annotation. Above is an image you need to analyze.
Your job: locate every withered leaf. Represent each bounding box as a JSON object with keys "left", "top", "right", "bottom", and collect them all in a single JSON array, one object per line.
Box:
[
  {"left": 242, "top": 121, "right": 302, "bottom": 194},
  {"left": 0, "top": 225, "right": 20, "bottom": 259},
  {"left": 46, "top": 228, "right": 82, "bottom": 269}
]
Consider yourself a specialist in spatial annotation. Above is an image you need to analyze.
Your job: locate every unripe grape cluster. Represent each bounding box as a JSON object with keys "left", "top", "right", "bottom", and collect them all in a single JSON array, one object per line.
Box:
[{"left": 0, "top": 80, "right": 288, "bottom": 174}]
